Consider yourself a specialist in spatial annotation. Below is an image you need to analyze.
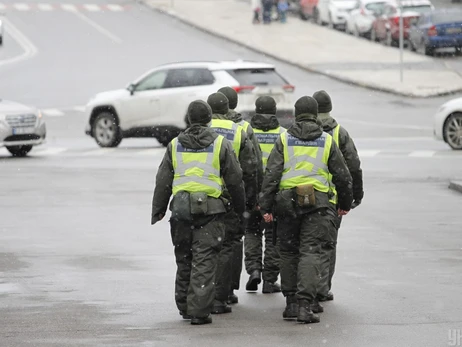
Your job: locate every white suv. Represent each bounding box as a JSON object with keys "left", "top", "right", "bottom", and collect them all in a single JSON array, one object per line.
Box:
[{"left": 85, "top": 61, "right": 295, "bottom": 147}]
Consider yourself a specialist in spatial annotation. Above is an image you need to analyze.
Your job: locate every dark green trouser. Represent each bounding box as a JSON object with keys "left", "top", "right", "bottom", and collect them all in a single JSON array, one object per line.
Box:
[
  {"left": 318, "top": 215, "right": 342, "bottom": 297},
  {"left": 244, "top": 210, "right": 280, "bottom": 283},
  {"left": 216, "top": 210, "right": 240, "bottom": 301},
  {"left": 170, "top": 215, "right": 225, "bottom": 317},
  {"left": 277, "top": 209, "right": 337, "bottom": 302}
]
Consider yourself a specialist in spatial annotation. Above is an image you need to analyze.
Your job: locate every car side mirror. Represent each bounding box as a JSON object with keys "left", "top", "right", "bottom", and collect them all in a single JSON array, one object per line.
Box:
[{"left": 127, "top": 83, "right": 136, "bottom": 95}]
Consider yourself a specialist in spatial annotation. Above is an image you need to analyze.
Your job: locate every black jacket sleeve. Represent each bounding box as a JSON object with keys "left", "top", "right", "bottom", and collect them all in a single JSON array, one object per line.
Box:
[
  {"left": 339, "top": 127, "right": 364, "bottom": 202},
  {"left": 328, "top": 141, "right": 353, "bottom": 211},
  {"left": 258, "top": 137, "right": 285, "bottom": 213},
  {"left": 220, "top": 140, "right": 246, "bottom": 216},
  {"left": 247, "top": 126, "right": 264, "bottom": 190},
  {"left": 151, "top": 143, "right": 174, "bottom": 224},
  {"left": 238, "top": 130, "right": 258, "bottom": 209}
]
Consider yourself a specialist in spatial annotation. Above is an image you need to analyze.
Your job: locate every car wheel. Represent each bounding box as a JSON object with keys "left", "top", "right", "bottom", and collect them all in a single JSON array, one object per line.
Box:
[
  {"left": 425, "top": 46, "right": 434, "bottom": 56},
  {"left": 444, "top": 113, "right": 462, "bottom": 150},
  {"left": 6, "top": 145, "right": 33, "bottom": 157},
  {"left": 92, "top": 112, "right": 122, "bottom": 148}
]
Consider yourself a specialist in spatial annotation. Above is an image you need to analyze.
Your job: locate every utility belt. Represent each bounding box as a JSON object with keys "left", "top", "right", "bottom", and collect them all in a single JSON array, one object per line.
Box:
[
  {"left": 274, "top": 184, "right": 334, "bottom": 218},
  {"left": 170, "top": 191, "right": 228, "bottom": 222}
]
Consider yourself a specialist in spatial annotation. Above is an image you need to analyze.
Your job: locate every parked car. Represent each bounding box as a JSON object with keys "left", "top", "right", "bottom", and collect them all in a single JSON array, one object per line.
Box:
[
  {"left": 299, "top": 0, "right": 320, "bottom": 20},
  {"left": 345, "top": 0, "right": 388, "bottom": 37},
  {"left": 409, "top": 10, "right": 462, "bottom": 55},
  {"left": 0, "top": 13, "right": 4, "bottom": 45},
  {"left": 434, "top": 97, "right": 462, "bottom": 150},
  {"left": 370, "top": 0, "right": 434, "bottom": 46},
  {"left": 84, "top": 61, "right": 295, "bottom": 147},
  {"left": 0, "top": 99, "right": 46, "bottom": 156},
  {"left": 316, "top": 0, "right": 357, "bottom": 29}
]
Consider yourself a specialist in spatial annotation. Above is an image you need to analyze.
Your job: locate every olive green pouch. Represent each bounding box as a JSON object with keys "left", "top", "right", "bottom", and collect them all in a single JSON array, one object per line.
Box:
[
  {"left": 190, "top": 192, "right": 208, "bottom": 215},
  {"left": 296, "top": 184, "right": 316, "bottom": 207}
]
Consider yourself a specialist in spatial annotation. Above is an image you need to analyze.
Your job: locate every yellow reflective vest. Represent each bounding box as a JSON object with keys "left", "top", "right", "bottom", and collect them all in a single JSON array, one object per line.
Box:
[
  {"left": 327, "top": 124, "right": 340, "bottom": 204},
  {"left": 253, "top": 126, "right": 286, "bottom": 170},
  {"left": 210, "top": 119, "right": 243, "bottom": 156},
  {"left": 279, "top": 131, "right": 336, "bottom": 204},
  {"left": 171, "top": 136, "right": 224, "bottom": 198}
]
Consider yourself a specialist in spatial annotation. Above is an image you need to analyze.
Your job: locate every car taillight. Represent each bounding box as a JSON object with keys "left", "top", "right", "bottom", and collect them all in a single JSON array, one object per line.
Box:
[
  {"left": 393, "top": 16, "right": 399, "bottom": 25},
  {"left": 283, "top": 84, "right": 295, "bottom": 93},
  {"left": 233, "top": 86, "right": 255, "bottom": 94},
  {"left": 428, "top": 25, "right": 437, "bottom": 37}
]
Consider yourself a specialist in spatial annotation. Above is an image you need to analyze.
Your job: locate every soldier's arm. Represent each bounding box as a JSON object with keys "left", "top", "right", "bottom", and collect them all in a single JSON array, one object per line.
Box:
[
  {"left": 151, "top": 143, "right": 174, "bottom": 224},
  {"left": 220, "top": 140, "right": 246, "bottom": 216},
  {"left": 339, "top": 127, "right": 364, "bottom": 202},
  {"left": 328, "top": 141, "right": 353, "bottom": 212},
  {"left": 259, "top": 137, "right": 285, "bottom": 213},
  {"left": 238, "top": 130, "right": 258, "bottom": 209}
]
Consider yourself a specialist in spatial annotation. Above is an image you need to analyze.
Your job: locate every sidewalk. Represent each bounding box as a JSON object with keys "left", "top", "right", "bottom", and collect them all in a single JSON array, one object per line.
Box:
[{"left": 143, "top": 0, "right": 462, "bottom": 97}]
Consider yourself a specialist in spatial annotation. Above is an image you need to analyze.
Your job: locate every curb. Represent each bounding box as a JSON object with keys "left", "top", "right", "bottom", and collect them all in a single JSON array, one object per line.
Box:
[
  {"left": 449, "top": 181, "right": 462, "bottom": 194},
  {"left": 145, "top": 4, "right": 462, "bottom": 98}
]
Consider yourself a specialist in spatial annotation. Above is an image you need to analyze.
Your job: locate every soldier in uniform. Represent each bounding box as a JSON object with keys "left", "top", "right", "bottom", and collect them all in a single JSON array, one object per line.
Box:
[
  {"left": 151, "top": 100, "right": 246, "bottom": 325},
  {"left": 313, "top": 90, "right": 364, "bottom": 302},
  {"left": 259, "top": 96, "right": 353, "bottom": 324},
  {"left": 245, "top": 96, "right": 285, "bottom": 293},
  {"left": 206, "top": 92, "right": 258, "bottom": 313}
]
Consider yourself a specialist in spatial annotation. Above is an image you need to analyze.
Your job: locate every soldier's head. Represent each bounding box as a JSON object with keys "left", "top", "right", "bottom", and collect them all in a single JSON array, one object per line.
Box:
[
  {"left": 217, "top": 87, "right": 238, "bottom": 110},
  {"left": 312, "top": 90, "right": 332, "bottom": 114},
  {"left": 187, "top": 100, "right": 212, "bottom": 126},
  {"left": 207, "top": 92, "right": 229, "bottom": 115},
  {"left": 255, "top": 96, "right": 277, "bottom": 115},
  {"left": 294, "top": 96, "right": 318, "bottom": 120}
]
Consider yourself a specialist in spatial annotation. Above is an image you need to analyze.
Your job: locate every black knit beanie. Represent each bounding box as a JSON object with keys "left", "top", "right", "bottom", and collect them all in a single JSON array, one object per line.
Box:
[
  {"left": 217, "top": 87, "right": 238, "bottom": 110},
  {"left": 187, "top": 100, "right": 212, "bottom": 125},
  {"left": 294, "top": 96, "right": 318, "bottom": 118},
  {"left": 207, "top": 92, "right": 229, "bottom": 115},
  {"left": 255, "top": 96, "right": 277, "bottom": 115},
  {"left": 312, "top": 90, "right": 333, "bottom": 113}
]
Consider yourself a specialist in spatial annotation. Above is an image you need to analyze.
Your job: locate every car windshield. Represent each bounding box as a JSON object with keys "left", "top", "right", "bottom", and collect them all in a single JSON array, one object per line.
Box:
[
  {"left": 402, "top": 5, "right": 432, "bottom": 14},
  {"left": 432, "top": 12, "right": 462, "bottom": 24},
  {"left": 365, "top": 2, "right": 386, "bottom": 12},
  {"left": 227, "top": 69, "right": 288, "bottom": 86}
]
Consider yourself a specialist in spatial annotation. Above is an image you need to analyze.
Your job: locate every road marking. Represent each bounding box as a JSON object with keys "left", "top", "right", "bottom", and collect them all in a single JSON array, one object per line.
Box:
[
  {"left": 37, "top": 3, "right": 53, "bottom": 11},
  {"left": 42, "top": 109, "right": 65, "bottom": 117},
  {"left": 33, "top": 148, "right": 67, "bottom": 156},
  {"left": 14, "top": 3, "right": 29, "bottom": 11},
  {"left": 61, "top": 4, "right": 77, "bottom": 12},
  {"left": 409, "top": 150, "right": 436, "bottom": 157},
  {"left": 0, "top": 18, "right": 38, "bottom": 69},
  {"left": 358, "top": 150, "right": 380, "bottom": 157},
  {"left": 83, "top": 4, "right": 101, "bottom": 12},
  {"left": 72, "top": 10, "right": 122, "bottom": 44},
  {"left": 107, "top": 4, "right": 123, "bottom": 12}
]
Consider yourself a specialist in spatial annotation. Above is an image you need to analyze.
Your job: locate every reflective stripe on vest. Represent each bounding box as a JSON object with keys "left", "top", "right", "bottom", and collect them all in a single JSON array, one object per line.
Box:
[
  {"left": 279, "top": 132, "right": 333, "bottom": 195},
  {"left": 171, "top": 136, "right": 224, "bottom": 198},
  {"left": 326, "top": 125, "right": 341, "bottom": 204},
  {"left": 238, "top": 120, "right": 250, "bottom": 132},
  {"left": 254, "top": 126, "right": 286, "bottom": 170},
  {"left": 210, "top": 119, "right": 243, "bottom": 156}
]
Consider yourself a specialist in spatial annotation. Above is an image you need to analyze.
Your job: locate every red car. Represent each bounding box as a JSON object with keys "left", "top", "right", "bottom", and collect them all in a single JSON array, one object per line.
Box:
[
  {"left": 299, "top": 0, "right": 320, "bottom": 21},
  {"left": 370, "top": 0, "right": 434, "bottom": 46}
]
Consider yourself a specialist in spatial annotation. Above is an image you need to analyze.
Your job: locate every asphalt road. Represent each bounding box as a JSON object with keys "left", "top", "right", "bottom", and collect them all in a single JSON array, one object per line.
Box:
[{"left": 1, "top": 1, "right": 462, "bottom": 346}]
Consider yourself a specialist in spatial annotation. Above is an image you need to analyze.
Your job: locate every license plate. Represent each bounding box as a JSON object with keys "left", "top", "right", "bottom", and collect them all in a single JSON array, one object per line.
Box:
[
  {"left": 446, "top": 27, "right": 462, "bottom": 35},
  {"left": 12, "top": 127, "right": 35, "bottom": 135}
]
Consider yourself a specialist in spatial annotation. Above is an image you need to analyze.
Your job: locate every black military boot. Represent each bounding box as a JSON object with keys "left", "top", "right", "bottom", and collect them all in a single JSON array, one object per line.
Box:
[
  {"left": 179, "top": 310, "right": 192, "bottom": 319},
  {"left": 318, "top": 291, "right": 334, "bottom": 302},
  {"left": 227, "top": 291, "right": 239, "bottom": 304},
  {"left": 246, "top": 270, "right": 261, "bottom": 291},
  {"left": 262, "top": 281, "right": 282, "bottom": 294},
  {"left": 310, "top": 299, "right": 324, "bottom": 313},
  {"left": 297, "top": 299, "right": 320, "bottom": 324},
  {"left": 191, "top": 315, "right": 212, "bottom": 325},
  {"left": 211, "top": 300, "right": 232, "bottom": 314},
  {"left": 282, "top": 295, "right": 298, "bottom": 319}
]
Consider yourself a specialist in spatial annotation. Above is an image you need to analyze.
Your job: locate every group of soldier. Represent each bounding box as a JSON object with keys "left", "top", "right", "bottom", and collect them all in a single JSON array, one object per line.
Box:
[{"left": 151, "top": 86, "right": 364, "bottom": 325}]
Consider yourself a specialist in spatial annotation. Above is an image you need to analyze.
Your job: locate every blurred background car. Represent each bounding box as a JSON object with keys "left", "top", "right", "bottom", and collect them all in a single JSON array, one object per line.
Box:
[
  {"left": 0, "top": 13, "right": 4, "bottom": 45},
  {"left": 299, "top": 0, "right": 320, "bottom": 20},
  {"left": 434, "top": 97, "right": 462, "bottom": 150},
  {"left": 84, "top": 61, "right": 295, "bottom": 147},
  {"left": 370, "top": 0, "right": 434, "bottom": 46},
  {"left": 409, "top": 10, "right": 462, "bottom": 55},
  {"left": 0, "top": 99, "right": 46, "bottom": 156},
  {"left": 345, "top": 0, "right": 388, "bottom": 37},
  {"left": 316, "top": 0, "right": 357, "bottom": 29}
]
